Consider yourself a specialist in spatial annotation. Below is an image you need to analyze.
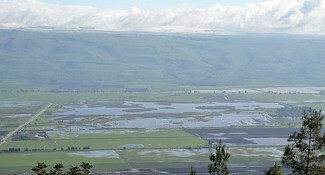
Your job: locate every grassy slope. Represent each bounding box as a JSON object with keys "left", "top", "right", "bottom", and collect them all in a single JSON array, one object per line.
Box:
[{"left": 1, "top": 30, "right": 325, "bottom": 89}]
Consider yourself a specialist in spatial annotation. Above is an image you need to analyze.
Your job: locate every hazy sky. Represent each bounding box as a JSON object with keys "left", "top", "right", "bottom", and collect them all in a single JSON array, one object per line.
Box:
[
  {"left": 1, "top": 0, "right": 324, "bottom": 35},
  {"left": 41, "top": 0, "right": 267, "bottom": 10}
]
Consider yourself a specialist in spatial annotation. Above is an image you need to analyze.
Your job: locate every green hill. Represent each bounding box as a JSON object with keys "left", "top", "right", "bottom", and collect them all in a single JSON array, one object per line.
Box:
[{"left": 1, "top": 29, "right": 325, "bottom": 89}]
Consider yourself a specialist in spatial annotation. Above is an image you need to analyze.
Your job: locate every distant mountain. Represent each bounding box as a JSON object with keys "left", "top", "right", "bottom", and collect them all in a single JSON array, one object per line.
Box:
[{"left": 1, "top": 29, "right": 325, "bottom": 90}]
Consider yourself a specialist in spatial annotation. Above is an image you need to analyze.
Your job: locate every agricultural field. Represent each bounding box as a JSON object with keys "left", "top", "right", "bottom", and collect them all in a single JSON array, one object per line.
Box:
[{"left": 1, "top": 86, "right": 325, "bottom": 174}]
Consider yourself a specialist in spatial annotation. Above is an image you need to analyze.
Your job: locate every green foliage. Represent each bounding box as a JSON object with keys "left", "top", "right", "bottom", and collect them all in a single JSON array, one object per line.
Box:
[
  {"left": 282, "top": 109, "right": 325, "bottom": 175},
  {"left": 80, "top": 162, "right": 93, "bottom": 175},
  {"left": 265, "top": 162, "right": 283, "bottom": 175},
  {"left": 31, "top": 162, "right": 93, "bottom": 175},
  {"left": 67, "top": 166, "right": 81, "bottom": 175},
  {"left": 208, "top": 140, "right": 230, "bottom": 175},
  {"left": 32, "top": 162, "right": 48, "bottom": 175},
  {"left": 50, "top": 163, "right": 64, "bottom": 175}
]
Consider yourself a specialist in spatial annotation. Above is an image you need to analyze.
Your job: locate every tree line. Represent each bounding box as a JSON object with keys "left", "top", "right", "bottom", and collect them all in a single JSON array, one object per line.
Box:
[{"left": 1, "top": 146, "right": 90, "bottom": 153}]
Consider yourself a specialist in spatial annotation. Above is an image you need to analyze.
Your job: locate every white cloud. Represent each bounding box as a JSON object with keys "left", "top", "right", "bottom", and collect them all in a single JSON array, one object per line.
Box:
[{"left": 0, "top": 0, "right": 324, "bottom": 34}]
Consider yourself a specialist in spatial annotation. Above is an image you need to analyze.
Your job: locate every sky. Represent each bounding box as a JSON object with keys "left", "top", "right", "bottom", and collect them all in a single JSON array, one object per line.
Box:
[
  {"left": 0, "top": 0, "right": 324, "bottom": 35},
  {"left": 41, "top": 0, "right": 267, "bottom": 10}
]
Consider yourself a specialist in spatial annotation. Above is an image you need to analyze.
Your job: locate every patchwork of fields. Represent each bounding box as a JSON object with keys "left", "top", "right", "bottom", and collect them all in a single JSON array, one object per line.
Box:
[{"left": 0, "top": 87, "right": 325, "bottom": 174}]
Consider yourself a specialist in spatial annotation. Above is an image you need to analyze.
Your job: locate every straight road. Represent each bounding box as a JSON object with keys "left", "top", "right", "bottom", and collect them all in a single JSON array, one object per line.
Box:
[{"left": 0, "top": 103, "right": 53, "bottom": 146}]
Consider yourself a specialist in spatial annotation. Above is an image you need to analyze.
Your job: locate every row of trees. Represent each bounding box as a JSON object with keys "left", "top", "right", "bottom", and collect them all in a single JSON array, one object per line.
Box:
[
  {"left": 202, "top": 109, "right": 325, "bottom": 175},
  {"left": 0, "top": 148, "right": 21, "bottom": 153},
  {"left": 1, "top": 146, "right": 91, "bottom": 153}
]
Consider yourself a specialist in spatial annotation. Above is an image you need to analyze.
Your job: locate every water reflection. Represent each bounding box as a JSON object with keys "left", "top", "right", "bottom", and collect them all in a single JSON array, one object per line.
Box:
[
  {"left": 104, "top": 113, "right": 271, "bottom": 129},
  {"left": 54, "top": 101, "right": 283, "bottom": 116}
]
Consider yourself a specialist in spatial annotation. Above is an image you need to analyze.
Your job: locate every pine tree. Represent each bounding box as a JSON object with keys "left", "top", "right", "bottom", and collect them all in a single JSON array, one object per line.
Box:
[
  {"left": 208, "top": 140, "right": 230, "bottom": 175},
  {"left": 282, "top": 109, "right": 325, "bottom": 175},
  {"left": 67, "top": 165, "right": 81, "bottom": 175},
  {"left": 265, "top": 162, "right": 283, "bottom": 175},
  {"left": 32, "top": 162, "right": 92, "bottom": 175},
  {"left": 32, "top": 162, "right": 48, "bottom": 175},
  {"left": 80, "top": 162, "right": 93, "bottom": 175},
  {"left": 51, "top": 163, "right": 64, "bottom": 175}
]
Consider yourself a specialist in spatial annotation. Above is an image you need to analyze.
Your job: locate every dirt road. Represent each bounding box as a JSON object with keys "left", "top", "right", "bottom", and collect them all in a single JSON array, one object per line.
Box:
[{"left": 0, "top": 103, "right": 53, "bottom": 146}]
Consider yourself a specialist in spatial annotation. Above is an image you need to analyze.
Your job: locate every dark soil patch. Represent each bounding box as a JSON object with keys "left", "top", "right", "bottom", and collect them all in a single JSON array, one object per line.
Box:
[
  {"left": 184, "top": 128, "right": 301, "bottom": 146},
  {"left": 0, "top": 131, "right": 9, "bottom": 135},
  {"left": 123, "top": 108, "right": 157, "bottom": 112}
]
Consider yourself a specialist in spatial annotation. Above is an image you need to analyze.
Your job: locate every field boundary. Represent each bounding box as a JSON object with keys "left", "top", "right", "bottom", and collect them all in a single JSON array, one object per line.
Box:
[{"left": 0, "top": 103, "right": 53, "bottom": 146}]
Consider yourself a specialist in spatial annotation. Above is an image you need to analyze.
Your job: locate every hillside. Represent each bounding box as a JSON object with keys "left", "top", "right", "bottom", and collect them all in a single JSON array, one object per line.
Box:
[{"left": 1, "top": 29, "right": 325, "bottom": 89}]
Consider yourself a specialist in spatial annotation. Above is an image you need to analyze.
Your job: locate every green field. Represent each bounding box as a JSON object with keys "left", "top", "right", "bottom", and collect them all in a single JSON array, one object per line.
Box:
[
  {"left": 1, "top": 129, "right": 208, "bottom": 150},
  {"left": 0, "top": 128, "right": 207, "bottom": 174},
  {"left": 0, "top": 151, "right": 126, "bottom": 174}
]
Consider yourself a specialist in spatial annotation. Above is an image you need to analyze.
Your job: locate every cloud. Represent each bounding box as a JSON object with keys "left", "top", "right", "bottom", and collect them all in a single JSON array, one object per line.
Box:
[{"left": 0, "top": 0, "right": 324, "bottom": 34}]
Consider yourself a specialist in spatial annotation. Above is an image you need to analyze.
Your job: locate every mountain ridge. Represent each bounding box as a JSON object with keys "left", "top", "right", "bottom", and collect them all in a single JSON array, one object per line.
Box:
[{"left": 1, "top": 29, "right": 325, "bottom": 90}]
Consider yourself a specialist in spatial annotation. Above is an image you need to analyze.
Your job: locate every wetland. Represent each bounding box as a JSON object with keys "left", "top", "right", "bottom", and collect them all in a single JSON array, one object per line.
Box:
[{"left": 0, "top": 88, "right": 325, "bottom": 174}]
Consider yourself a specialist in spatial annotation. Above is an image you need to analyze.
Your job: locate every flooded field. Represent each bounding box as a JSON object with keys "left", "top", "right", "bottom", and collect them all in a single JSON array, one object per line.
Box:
[
  {"left": 184, "top": 128, "right": 299, "bottom": 146},
  {"left": 0, "top": 102, "right": 30, "bottom": 108},
  {"left": 1, "top": 89, "right": 324, "bottom": 175},
  {"left": 68, "top": 150, "right": 119, "bottom": 158},
  {"left": 54, "top": 101, "right": 283, "bottom": 116},
  {"left": 50, "top": 101, "right": 282, "bottom": 129},
  {"left": 103, "top": 113, "right": 271, "bottom": 128},
  {"left": 137, "top": 149, "right": 206, "bottom": 158}
]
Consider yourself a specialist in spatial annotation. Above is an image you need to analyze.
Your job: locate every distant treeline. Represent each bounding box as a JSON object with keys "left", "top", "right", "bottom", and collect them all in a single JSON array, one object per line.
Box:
[{"left": 0, "top": 146, "right": 90, "bottom": 153}]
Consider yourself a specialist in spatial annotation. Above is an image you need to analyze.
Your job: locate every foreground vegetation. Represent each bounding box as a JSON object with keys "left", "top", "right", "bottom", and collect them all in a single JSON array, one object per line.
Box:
[{"left": 31, "top": 162, "right": 93, "bottom": 175}]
